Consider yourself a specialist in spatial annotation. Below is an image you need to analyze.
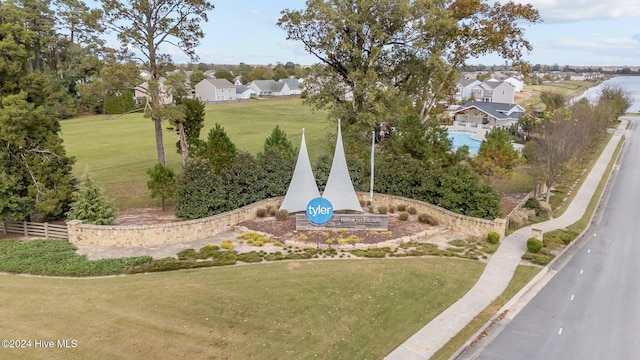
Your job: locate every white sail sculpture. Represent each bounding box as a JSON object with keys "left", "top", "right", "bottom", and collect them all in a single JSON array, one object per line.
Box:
[
  {"left": 321, "top": 119, "right": 364, "bottom": 212},
  {"left": 279, "top": 129, "right": 321, "bottom": 213}
]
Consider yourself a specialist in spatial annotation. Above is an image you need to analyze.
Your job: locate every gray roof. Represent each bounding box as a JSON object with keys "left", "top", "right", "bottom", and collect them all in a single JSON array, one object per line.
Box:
[
  {"left": 279, "top": 78, "right": 300, "bottom": 91},
  {"left": 251, "top": 80, "right": 286, "bottom": 93},
  {"left": 456, "top": 101, "right": 525, "bottom": 120},
  {"left": 204, "top": 78, "right": 234, "bottom": 88},
  {"left": 236, "top": 85, "right": 250, "bottom": 94},
  {"left": 458, "top": 77, "right": 479, "bottom": 87}
]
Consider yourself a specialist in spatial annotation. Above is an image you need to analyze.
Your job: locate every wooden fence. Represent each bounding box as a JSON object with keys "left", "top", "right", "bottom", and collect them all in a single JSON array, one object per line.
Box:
[{"left": 2, "top": 221, "right": 68, "bottom": 240}]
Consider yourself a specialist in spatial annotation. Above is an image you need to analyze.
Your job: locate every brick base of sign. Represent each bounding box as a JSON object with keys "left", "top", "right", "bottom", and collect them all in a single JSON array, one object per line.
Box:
[{"left": 295, "top": 213, "right": 389, "bottom": 231}]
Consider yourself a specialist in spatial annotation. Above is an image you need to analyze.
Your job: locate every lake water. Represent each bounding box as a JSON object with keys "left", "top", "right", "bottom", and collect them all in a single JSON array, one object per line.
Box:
[{"left": 572, "top": 76, "right": 640, "bottom": 113}]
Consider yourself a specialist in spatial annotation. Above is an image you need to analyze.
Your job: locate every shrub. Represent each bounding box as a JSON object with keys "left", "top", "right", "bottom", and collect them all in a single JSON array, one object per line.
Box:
[
  {"left": 198, "top": 244, "right": 220, "bottom": 258},
  {"left": 544, "top": 229, "right": 578, "bottom": 248},
  {"left": 418, "top": 213, "right": 439, "bottom": 225},
  {"left": 67, "top": 172, "right": 117, "bottom": 225},
  {"left": 220, "top": 240, "right": 234, "bottom": 250},
  {"left": 448, "top": 239, "right": 467, "bottom": 247},
  {"left": 527, "top": 237, "right": 544, "bottom": 253},
  {"left": 397, "top": 204, "right": 407, "bottom": 211},
  {"left": 368, "top": 206, "right": 374, "bottom": 214},
  {"left": 275, "top": 209, "right": 289, "bottom": 221},
  {"left": 522, "top": 252, "right": 554, "bottom": 266},
  {"left": 388, "top": 205, "right": 395, "bottom": 213},
  {"left": 256, "top": 208, "right": 267, "bottom": 218},
  {"left": 407, "top": 206, "right": 417, "bottom": 215},
  {"left": 237, "top": 251, "right": 264, "bottom": 263},
  {"left": 127, "top": 257, "right": 208, "bottom": 273},
  {"left": 377, "top": 206, "right": 388, "bottom": 214},
  {"left": 351, "top": 248, "right": 390, "bottom": 258},
  {"left": 487, "top": 231, "right": 500, "bottom": 244},
  {"left": 177, "top": 248, "right": 198, "bottom": 260},
  {"left": 524, "top": 197, "right": 544, "bottom": 216},
  {"left": 267, "top": 206, "right": 276, "bottom": 217},
  {"left": 399, "top": 212, "right": 409, "bottom": 221}
]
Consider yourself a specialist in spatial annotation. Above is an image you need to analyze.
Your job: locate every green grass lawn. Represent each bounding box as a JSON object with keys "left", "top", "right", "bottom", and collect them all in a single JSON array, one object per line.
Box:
[
  {"left": 60, "top": 98, "right": 330, "bottom": 209},
  {"left": 492, "top": 165, "right": 539, "bottom": 195},
  {"left": 0, "top": 258, "right": 484, "bottom": 360}
]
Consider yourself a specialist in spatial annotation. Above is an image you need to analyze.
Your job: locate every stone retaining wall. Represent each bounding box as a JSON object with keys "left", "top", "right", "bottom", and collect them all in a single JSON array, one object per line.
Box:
[
  {"left": 357, "top": 192, "right": 506, "bottom": 239},
  {"left": 66, "top": 194, "right": 506, "bottom": 247},
  {"left": 67, "top": 198, "right": 283, "bottom": 247}
]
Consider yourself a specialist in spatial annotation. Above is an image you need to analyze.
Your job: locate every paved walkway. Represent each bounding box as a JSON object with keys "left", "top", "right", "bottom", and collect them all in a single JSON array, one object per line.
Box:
[{"left": 386, "top": 120, "right": 628, "bottom": 360}]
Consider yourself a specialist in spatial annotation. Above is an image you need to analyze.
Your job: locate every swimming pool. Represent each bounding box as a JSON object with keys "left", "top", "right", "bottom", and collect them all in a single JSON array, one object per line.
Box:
[{"left": 449, "top": 131, "right": 482, "bottom": 152}]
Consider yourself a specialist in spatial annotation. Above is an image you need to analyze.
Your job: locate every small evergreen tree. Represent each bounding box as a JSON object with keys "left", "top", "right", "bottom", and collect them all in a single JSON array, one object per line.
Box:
[
  {"left": 177, "top": 98, "right": 206, "bottom": 156},
  {"left": 67, "top": 173, "right": 117, "bottom": 225},
  {"left": 259, "top": 125, "right": 297, "bottom": 162},
  {"left": 195, "top": 123, "right": 237, "bottom": 173},
  {"left": 146, "top": 164, "right": 177, "bottom": 210},
  {"left": 474, "top": 127, "right": 521, "bottom": 183}
]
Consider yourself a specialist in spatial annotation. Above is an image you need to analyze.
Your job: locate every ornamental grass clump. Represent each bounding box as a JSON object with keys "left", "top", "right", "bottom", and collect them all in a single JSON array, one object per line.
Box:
[{"left": 275, "top": 209, "right": 289, "bottom": 221}]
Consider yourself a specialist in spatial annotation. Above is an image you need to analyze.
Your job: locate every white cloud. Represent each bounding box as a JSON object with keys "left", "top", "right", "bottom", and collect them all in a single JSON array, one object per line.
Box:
[{"left": 508, "top": 0, "right": 640, "bottom": 22}]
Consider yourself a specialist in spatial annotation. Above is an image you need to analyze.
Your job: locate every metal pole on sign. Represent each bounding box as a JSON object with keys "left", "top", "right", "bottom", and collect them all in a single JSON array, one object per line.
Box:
[{"left": 370, "top": 130, "right": 374, "bottom": 206}]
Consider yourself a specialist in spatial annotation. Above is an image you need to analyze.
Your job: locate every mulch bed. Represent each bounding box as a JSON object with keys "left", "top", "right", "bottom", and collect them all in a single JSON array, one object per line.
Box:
[{"left": 237, "top": 214, "right": 433, "bottom": 244}]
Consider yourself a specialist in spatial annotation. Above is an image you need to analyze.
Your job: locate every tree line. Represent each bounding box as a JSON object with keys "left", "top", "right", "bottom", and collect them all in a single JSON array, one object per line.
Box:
[{"left": 2, "top": 0, "right": 545, "bottom": 222}]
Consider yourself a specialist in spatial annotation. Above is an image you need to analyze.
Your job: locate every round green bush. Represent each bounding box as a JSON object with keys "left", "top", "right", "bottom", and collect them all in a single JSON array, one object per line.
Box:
[
  {"left": 398, "top": 212, "right": 409, "bottom": 221},
  {"left": 487, "top": 231, "right": 500, "bottom": 244},
  {"left": 256, "top": 208, "right": 267, "bottom": 218},
  {"left": 418, "top": 213, "right": 439, "bottom": 225},
  {"left": 407, "top": 206, "right": 417, "bottom": 215},
  {"left": 527, "top": 237, "right": 544, "bottom": 253},
  {"left": 275, "top": 209, "right": 289, "bottom": 221},
  {"left": 377, "top": 206, "right": 388, "bottom": 214}
]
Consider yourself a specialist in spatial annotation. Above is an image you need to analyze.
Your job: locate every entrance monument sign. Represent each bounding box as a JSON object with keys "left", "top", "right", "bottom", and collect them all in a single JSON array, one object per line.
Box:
[{"left": 280, "top": 120, "right": 388, "bottom": 231}]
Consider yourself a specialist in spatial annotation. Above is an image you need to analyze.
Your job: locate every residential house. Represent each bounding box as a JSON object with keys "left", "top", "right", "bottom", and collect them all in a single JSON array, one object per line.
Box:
[
  {"left": 134, "top": 77, "right": 173, "bottom": 105},
  {"left": 454, "top": 76, "right": 481, "bottom": 102},
  {"left": 451, "top": 101, "right": 525, "bottom": 129},
  {"left": 236, "top": 85, "right": 258, "bottom": 100},
  {"left": 279, "top": 78, "right": 302, "bottom": 95},
  {"left": 470, "top": 79, "right": 516, "bottom": 103},
  {"left": 248, "top": 80, "right": 292, "bottom": 97},
  {"left": 195, "top": 78, "right": 237, "bottom": 103},
  {"left": 504, "top": 77, "right": 524, "bottom": 92}
]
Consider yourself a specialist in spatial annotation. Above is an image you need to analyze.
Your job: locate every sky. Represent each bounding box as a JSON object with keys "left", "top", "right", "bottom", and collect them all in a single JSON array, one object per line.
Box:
[{"left": 120, "top": 0, "right": 640, "bottom": 67}]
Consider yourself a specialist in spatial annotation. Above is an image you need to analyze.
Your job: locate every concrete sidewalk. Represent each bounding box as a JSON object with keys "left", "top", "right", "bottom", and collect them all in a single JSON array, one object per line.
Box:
[{"left": 385, "top": 121, "right": 627, "bottom": 360}]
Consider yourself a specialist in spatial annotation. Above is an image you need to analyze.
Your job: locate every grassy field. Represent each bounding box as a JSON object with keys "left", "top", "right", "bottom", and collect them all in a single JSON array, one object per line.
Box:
[
  {"left": 0, "top": 258, "right": 484, "bottom": 360},
  {"left": 60, "top": 98, "right": 330, "bottom": 209},
  {"left": 518, "top": 79, "right": 601, "bottom": 109}
]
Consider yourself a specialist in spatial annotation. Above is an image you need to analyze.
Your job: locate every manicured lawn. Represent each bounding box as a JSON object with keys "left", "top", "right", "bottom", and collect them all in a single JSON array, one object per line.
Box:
[
  {"left": 60, "top": 98, "right": 330, "bottom": 209},
  {"left": 492, "top": 165, "right": 539, "bottom": 195},
  {"left": 0, "top": 258, "right": 484, "bottom": 360}
]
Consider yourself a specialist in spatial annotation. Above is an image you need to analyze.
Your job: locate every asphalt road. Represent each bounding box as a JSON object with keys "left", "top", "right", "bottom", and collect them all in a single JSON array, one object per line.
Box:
[{"left": 468, "top": 119, "right": 640, "bottom": 359}]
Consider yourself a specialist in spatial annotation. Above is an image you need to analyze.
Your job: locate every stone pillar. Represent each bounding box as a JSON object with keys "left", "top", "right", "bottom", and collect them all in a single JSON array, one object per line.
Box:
[
  {"left": 531, "top": 227, "right": 543, "bottom": 240},
  {"left": 66, "top": 219, "right": 83, "bottom": 245},
  {"left": 493, "top": 218, "right": 507, "bottom": 239}
]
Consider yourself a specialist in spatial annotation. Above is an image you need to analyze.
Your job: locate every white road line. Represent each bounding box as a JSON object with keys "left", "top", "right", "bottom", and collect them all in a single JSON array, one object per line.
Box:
[
  {"left": 558, "top": 328, "right": 563, "bottom": 335},
  {"left": 571, "top": 295, "right": 575, "bottom": 301},
  {"left": 588, "top": 249, "right": 591, "bottom": 253},
  {"left": 580, "top": 269, "right": 584, "bottom": 274}
]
